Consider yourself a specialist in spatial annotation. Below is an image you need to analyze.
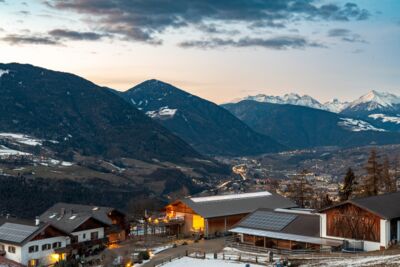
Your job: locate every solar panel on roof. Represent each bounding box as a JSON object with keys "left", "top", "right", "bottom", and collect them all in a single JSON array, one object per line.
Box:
[
  {"left": 0, "top": 223, "right": 38, "bottom": 243},
  {"left": 239, "top": 210, "right": 297, "bottom": 231}
]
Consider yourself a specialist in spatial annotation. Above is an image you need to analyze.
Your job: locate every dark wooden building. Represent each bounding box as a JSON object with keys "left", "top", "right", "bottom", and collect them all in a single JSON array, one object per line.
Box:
[{"left": 320, "top": 192, "right": 400, "bottom": 251}]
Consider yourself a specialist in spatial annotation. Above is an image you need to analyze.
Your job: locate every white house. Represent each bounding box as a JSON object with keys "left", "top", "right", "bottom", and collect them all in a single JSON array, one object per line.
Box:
[
  {"left": 39, "top": 207, "right": 108, "bottom": 245},
  {"left": 0, "top": 217, "right": 70, "bottom": 267}
]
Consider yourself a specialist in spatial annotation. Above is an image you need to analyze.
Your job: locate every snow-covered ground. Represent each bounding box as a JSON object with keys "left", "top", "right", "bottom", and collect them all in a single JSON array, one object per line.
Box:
[
  {"left": 0, "top": 133, "right": 43, "bottom": 146},
  {"left": 338, "top": 118, "right": 386, "bottom": 132},
  {"left": 146, "top": 106, "right": 177, "bottom": 119},
  {"left": 302, "top": 254, "right": 400, "bottom": 266},
  {"left": 0, "top": 145, "right": 31, "bottom": 157},
  {"left": 0, "top": 69, "right": 9, "bottom": 77},
  {"left": 160, "top": 257, "right": 264, "bottom": 267},
  {"left": 369, "top": 113, "right": 400, "bottom": 124}
]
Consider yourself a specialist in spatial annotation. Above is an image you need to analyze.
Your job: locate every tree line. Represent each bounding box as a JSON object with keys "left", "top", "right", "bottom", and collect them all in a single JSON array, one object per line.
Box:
[{"left": 285, "top": 148, "right": 398, "bottom": 209}]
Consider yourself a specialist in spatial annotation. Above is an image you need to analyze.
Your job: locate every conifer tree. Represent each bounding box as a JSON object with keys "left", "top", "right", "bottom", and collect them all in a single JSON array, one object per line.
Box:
[{"left": 339, "top": 168, "right": 357, "bottom": 201}]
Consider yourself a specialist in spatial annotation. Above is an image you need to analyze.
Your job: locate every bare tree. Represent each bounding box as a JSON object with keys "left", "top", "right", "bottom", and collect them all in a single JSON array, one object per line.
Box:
[
  {"left": 382, "top": 155, "right": 397, "bottom": 193},
  {"left": 363, "top": 149, "right": 382, "bottom": 196},
  {"left": 286, "top": 169, "right": 314, "bottom": 208}
]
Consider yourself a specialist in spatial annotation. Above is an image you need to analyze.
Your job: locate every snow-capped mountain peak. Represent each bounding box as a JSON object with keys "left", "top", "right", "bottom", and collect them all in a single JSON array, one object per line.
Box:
[
  {"left": 323, "top": 98, "right": 349, "bottom": 113},
  {"left": 235, "top": 93, "right": 325, "bottom": 110},
  {"left": 347, "top": 90, "right": 400, "bottom": 110}
]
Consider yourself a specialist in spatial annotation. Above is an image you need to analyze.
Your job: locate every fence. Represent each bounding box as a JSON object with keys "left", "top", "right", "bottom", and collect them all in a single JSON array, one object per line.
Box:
[{"left": 225, "top": 237, "right": 332, "bottom": 256}]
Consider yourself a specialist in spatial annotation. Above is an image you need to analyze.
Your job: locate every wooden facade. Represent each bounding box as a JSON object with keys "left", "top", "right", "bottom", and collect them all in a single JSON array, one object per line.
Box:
[
  {"left": 30, "top": 225, "right": 69, "bottom": 242},
  {"left": 325, "top": 203, "right": 381, "bottom": 242},
  {"left": 241, "top": 234, "right": 320, "bottom": 250},
  {"left": 165, "top": 201, "right": 248, "bottom": 237}
]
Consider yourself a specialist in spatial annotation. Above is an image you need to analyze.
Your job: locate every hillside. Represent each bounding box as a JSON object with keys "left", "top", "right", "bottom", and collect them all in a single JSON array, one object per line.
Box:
[
  {"left": 0, "top": 63, "right": 229, "bottom": 217},
  {"left": 119, "top": 79, "right": 284, "bottom": 156},
  {"left": 223, "top": 100, "right": 400, "bottom": 149}
]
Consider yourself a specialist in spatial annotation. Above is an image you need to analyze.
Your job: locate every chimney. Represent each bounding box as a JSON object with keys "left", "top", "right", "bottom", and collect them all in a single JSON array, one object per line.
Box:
[{"left": 35, "top": 216, "right": 40, "bottom": 226}]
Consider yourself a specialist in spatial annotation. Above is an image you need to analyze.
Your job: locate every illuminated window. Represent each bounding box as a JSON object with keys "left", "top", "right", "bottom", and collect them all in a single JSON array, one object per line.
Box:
[{"left": 192, "top": 215, "right": 204, "bottom": 231}]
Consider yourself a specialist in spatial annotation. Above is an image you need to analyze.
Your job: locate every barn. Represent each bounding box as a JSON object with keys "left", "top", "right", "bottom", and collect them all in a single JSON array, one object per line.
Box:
[
  {"left": 320, "top": 192, "right": 400, "bottom": 251},
  {"left": 164, "top": 191, "right": 296, "bottom": 238},
  {"left": 229, "top": 208, "right": 342, "bottom": 251}
]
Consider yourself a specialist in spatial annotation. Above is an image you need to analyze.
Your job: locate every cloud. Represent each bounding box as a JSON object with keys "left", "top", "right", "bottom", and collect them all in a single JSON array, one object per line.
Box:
[
  {"left": 48, "top": 29, "right": 107, "bottom": 41},
  {"left": 328, "top": 28, "right": 366, "bottom": 43},
  {"left": 179, "top": 36, "right": 325, "bottom": 50},
  {"left": 2, "top": 34, "right": 60, "bottom": 45},
  {"left": 46, "top": 0, "right": 370, "bottom": 44},
  {"left": 2, "top": 29, "right": 107, "bottom": 45}
]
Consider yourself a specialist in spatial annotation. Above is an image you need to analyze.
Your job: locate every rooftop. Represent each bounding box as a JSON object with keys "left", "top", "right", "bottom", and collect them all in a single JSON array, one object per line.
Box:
[
  {"left": 320, "top": 191, "right": 400, "bottom": 220},
  {"left": 173, "top": 191, "right": 296, "bottom": 218}
]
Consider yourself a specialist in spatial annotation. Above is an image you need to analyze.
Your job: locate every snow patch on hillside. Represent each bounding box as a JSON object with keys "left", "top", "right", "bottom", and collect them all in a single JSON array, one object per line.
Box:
[
  {"left": 338, "top": 118, "right": 386, "bottom": 132},
  {"left": 0, "top": 145, "right": 31, "bottom": 157},
  {"left": 369, "top": 113, "right": 400, "bottom": 124},
  {"left": 146, "top": 106, "right": 177, "bottom": 119},
  {"left": 0, "top": 69, "right": 9, "bottom": 77},
  {"left": 0, "top": 133, "right": 43, "bottom": 146}
]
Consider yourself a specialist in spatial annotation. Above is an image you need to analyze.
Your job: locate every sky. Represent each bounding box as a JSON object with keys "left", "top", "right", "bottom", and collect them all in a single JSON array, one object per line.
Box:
[{"left": 0, "top": 0, "right": 399, "bottom": 104}]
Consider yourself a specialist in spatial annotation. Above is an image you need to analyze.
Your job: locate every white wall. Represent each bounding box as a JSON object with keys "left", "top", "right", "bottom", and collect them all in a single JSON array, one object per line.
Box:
[
  {"left": 0, "top": 242, "right": 22, "bottom": 263},
  {"left": 320, "top": 213, "right": 327, "bottom": 238},
  {"left": 21, "top": 236, "right": 69, "bottom": 266},
  {"left": 380, "top": 219, "right": 390, "bottom": 248},
  {"left": 72, "top": 227, "right": 104, "bottom": 243}
]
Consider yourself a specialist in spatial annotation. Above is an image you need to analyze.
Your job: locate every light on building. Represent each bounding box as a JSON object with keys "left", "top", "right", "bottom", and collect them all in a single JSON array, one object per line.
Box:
[{"left": 51, "top": 253, "right": 60, "bottom": 261}]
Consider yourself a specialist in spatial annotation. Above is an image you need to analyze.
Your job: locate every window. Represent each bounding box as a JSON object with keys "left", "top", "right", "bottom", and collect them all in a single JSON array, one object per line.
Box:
[
  {"left": 82, "top": 233, "right": 86, "bottom": 239},
  {"left": 90, "top": 231, "right": 99, "bottom": 240},
  {"left": 29, "top": 245, "right": 39, "bottom": 253},
  {"left": 28, "top": 259, "right": 38, "bottom": 267},
  {"left": 42, "top": 244, "right": 51, "bottom": 251},
  {"left": 8, "top": 246, "right": 16, "bottom": 253},
  {"left": 0, "top": 244, "right": 4, "bottom": 251},
  {"left": 52, "top": 242, "right": 62, "bottom": 249}
]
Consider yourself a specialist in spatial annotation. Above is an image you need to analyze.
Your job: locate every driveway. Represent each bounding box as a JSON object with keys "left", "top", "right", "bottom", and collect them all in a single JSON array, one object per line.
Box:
[{"left": 142, "top": 238, "right": 226, "bottom": 267}]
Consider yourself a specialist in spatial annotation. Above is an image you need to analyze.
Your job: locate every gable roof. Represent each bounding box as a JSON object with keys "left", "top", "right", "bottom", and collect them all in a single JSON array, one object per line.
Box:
[
  {"left": 233, "top": 208, "right": 320, "bottom": 237},
  {"left": 320, "top": 191, "right": 400, "bottom": 220},
  {"left": 40, "top": 202, "right": 124, "bottom": 226},
  {"left": 174, "top": 191, "right": 296, "bottom": 218},
  {"left": 229, "top": 208, "right": 342, "bottom": 247},
  {"left": 0, "top": 217, "right": 68, "bottom": 246},
  {"left": 39, "top": 204, "right": 110, "bottom": 234}
]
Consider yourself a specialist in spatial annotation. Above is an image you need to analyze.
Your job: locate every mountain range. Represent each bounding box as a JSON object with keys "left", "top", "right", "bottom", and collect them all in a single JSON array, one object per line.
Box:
[
  {"left": 117, "top": 79, "right": 283, "bottom": 156},
  {"left": 222, "top": 100, "right": 400, "bottom": 149},
  {"left": 232, "top": 90, "right": 400, "bottom": 115},
  {"left": 231, "top": 90, "right": 400, "bottom": 134}
]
